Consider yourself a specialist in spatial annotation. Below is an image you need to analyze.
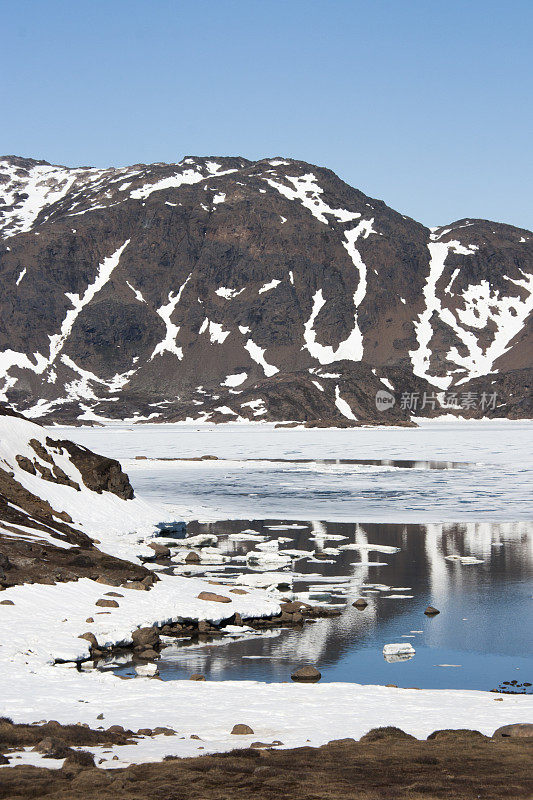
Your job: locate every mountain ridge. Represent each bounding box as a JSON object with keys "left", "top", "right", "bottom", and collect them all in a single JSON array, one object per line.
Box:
[{"left": 1, "top": 154, "right": 531, "bottom": 423}]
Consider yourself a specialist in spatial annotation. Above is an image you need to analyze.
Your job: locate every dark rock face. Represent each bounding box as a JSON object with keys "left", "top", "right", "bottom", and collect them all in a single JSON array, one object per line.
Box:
[
  {"left": 48, "top": 438, "right": 134, "bottom": 499},
  {"left": 0, "top": 413, "right": 148, "bottom": 588},
  {"left": 0, "top": 155, "right": 532, "bottom": 422}
]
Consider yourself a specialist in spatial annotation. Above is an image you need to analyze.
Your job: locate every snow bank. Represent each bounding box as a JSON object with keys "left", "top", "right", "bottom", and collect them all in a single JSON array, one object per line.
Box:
[{"left": 0, "top": 414, "right": 175, "bottom": 561}]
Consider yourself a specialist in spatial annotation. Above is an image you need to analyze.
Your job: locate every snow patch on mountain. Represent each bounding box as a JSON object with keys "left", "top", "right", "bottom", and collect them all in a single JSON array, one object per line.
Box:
[
  {"left": 264, "top": 172, "right": 361, "bottom": 226},
  {"left": 244, "top": 340, "right": 279, "bottom": 377},
  {"left": 151, "top": 272, "right": 192, "bottom": 360}
]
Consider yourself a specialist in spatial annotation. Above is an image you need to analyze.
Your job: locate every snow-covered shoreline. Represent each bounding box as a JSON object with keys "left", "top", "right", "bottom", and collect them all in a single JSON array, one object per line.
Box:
[
  {"left": 1, "top": 574, "right": 531, "bottom": 769},
  {"left": 1, "top": 417, "right": 531, "bottom": 769}
]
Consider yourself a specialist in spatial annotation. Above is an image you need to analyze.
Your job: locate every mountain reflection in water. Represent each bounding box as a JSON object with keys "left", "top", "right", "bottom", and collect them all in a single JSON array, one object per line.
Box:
[{"left": 117, "top": 520, "right": 533, "bottom": 691}]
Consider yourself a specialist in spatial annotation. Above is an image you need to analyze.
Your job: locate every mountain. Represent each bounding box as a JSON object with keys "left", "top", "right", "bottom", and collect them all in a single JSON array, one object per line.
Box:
[{"left": 0, "top": 155, "right": 531, "bottom": 424}]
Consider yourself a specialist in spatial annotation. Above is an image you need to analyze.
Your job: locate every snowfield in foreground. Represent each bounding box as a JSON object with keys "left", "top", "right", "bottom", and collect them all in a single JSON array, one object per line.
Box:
[{"left": 0, "top": 576, "right": 531, "bottom": 769}]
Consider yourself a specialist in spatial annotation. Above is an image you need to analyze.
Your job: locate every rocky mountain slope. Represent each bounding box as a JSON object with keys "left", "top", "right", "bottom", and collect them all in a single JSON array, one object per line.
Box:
[
  {"left": 0, "top": 408, "right": 172, "bottom": 587},
  {"left": 0, "top": 155, "right": 531, "bottom": 423}
]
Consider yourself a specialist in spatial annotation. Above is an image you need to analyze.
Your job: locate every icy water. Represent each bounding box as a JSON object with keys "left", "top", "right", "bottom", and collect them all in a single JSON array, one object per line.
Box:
[
  {"left": 63, "top": 422, "right": 532, "bottom": 690},
  {"left": 64, "top": 420, "right": 533, "bottom": 521},
  {"left": 113, "top": 519, "right": 533, "bottom": 691}
]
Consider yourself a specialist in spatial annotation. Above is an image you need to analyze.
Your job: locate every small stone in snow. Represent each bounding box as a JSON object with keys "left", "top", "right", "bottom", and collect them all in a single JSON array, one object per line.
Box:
[
  {"left": 197, "top": 591, "right": 231, "bottom": 603},
  {"left": 0, "top": 600, "right": 14, "bottom": 605},
  {"left": 95, "top": 599, "right": 119, "bottom": 607},
  {"left": 231, "top": 724, "right": 254, "bottom": 735}
]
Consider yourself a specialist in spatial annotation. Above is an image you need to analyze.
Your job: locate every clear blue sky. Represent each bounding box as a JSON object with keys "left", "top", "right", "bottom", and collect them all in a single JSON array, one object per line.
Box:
[{"left": 1, "top": 0, "right": 532, "bottom": 229}]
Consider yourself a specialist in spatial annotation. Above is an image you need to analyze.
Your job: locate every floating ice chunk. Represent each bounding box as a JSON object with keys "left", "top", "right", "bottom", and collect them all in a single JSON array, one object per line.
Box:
[
  {"left": 339, "top": 543, "right": 400, "bottom": 554},
  {"left": 135, "top": 663, "right": 158, "bottom": 677},
  {"left": 228, "top": 530, "right": 266, "bottom": 541},
  {"left": 266, "top": 524, "right": 308, "bottom": 530},
  {"left": 383, "top": 643, "right": 415, "bottom": 662},
  {"left": 246, "top": 550, "right": 292, "bottom": 569},
  {"left": 384, "top": 594, "right": 414, "bottom": 599}
]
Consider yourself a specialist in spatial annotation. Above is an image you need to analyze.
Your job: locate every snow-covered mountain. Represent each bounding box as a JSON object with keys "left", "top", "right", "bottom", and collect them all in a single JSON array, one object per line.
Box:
[{"left": 1, "top": 155, "right": 531, "bottom": 423}]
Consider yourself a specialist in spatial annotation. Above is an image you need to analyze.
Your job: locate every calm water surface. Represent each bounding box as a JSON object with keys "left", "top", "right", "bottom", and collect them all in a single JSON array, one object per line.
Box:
[{"left": 113, "top": 519, "right": 532, "bottom": 691}]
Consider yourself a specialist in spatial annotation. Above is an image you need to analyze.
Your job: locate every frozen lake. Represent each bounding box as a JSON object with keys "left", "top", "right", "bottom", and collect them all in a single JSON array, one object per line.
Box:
[{"left": 60, "top": 420, "right": 533, "bottom": 521}]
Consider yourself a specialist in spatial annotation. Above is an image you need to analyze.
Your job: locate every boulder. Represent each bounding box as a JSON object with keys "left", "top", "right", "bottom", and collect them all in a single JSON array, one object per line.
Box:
[
  {"left": 95, "top": 598, "right": 119, "bottom": 608},
  {"left": 190, "top": 673, "right": 206, "bottom": 681},
  {"left": 231, "top": 724, "right": 254, "bottom": 735},
  {"left": 139, "top": 649, "right": 159, "bottom": 659},
  {"left": 123, "top": 581, "right": 147, "bottom": 591},
  {"left": 197, "top": 591, "right": 231, "bottom": 603},
  {"left": 78, "top": 632, "right": 98, "bottom": 649},
  {"left": 353, "top": 598, "right": 368, "bottom": 609},
  {"left": 147, "top": 542, "right": 171, "bottom": 558},
  {"left": 492, "top": 723, "right": 533, "bottom": 738},
  {"left": 104, "top": 591, "right": 123, "bottom": 597},
  {"left": 96, "top": 576, "right": 121, "bottom": 586},
  {"left": 32, "top": 736, "right": 72, "bottom": 758},
  {"left": 0, "top": 599, "right": 14, "bottom": 605},
  {"left": 291, "top": 666, "right": 321, "bottom": 682},
  {"left": 184, "top": 551, "right": 201, "bottom": 564},
  {"left": 280, "top": 601, "right": 309, "bottom": 614},
  {"left": 424, "top": 605, "right": 440, "bottom": 615},
  {"left": 131, "top": 626, "right": 159, "bottom": 649}
]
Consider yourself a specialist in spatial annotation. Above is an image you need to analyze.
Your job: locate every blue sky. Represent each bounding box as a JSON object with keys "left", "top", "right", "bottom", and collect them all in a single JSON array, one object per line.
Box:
[{"left": 1, "top": 0, "right": 531, "bottom": 229}]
